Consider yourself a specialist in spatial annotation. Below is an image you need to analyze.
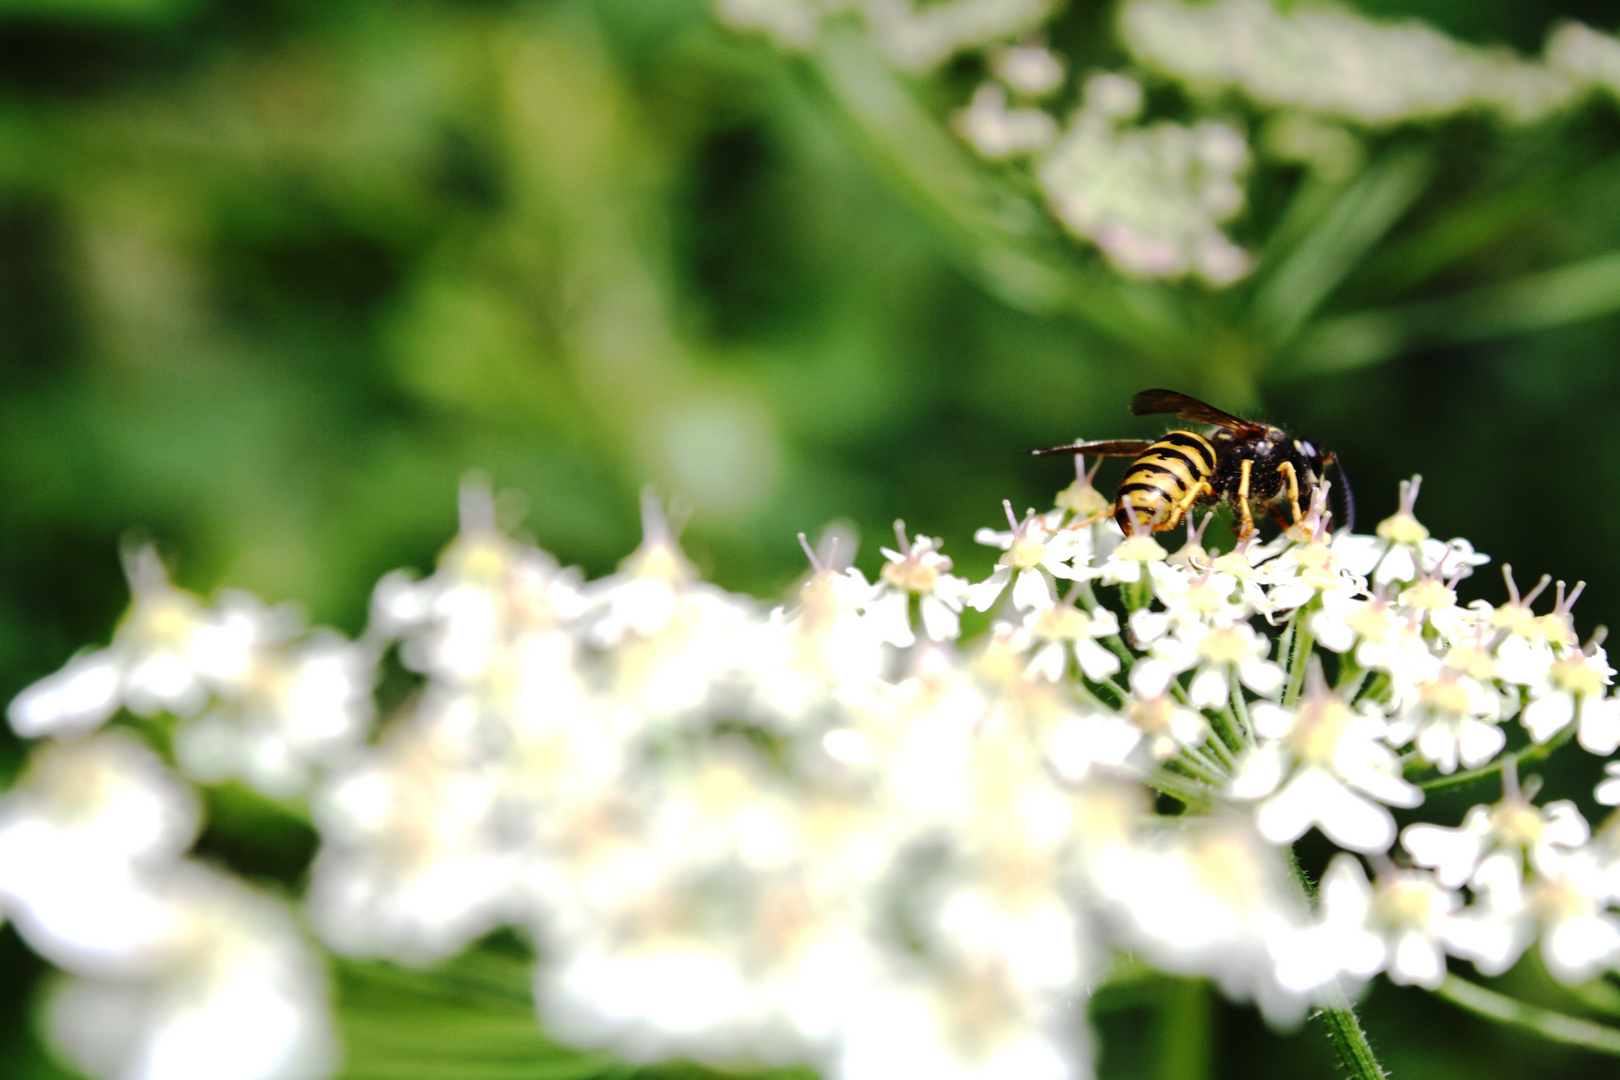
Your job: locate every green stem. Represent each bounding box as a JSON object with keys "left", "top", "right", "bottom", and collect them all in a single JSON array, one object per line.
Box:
[
  {"left": 1334, "top": 654, "right": 1368, "bottom": 700},
  {"left": 1203, "top": 728, "right": 1237, "bottom": 770},
  {"left": 1410, "top": 724, "right": 1577, "bottom": 792},
  {"left": 1141, "top": 767, "right": 1217, "bottom": 809},
  {"left": 1127, "top": 573, "right": 1152, "bottom": 614},
  {"left": 1434, "top": 975, "right": 1620, "bottom": 1057},
  {"left": 1157, "top": 978, "right": 1213, "bottom": 1080},
  {"left": 1230, "top": 684, "right": 1253, "bottom": 747},
  {"left": 1314, "top": 986, "right": 1391, "bottom": 1080},
  {"left": 1208, "top": 698, "right": 1245, "bottom": 756},
  {"left": 1283, "top": 615, "right": 1316, "bottom": 708},
  {"left": 1275, "top": 613, "right": 1297, "bottom": 674},
  {"left": 1170, "top": 751, "right": 1228, "bottom": 787},
  {"left": 1285, "top": 850, "right": 1390, "bottom": 1079}
]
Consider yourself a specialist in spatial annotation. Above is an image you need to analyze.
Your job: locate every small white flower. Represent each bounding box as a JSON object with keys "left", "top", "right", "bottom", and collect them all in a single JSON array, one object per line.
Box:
[
  {"left": 1021, "top": 599, "right": 1121, "bottom": 682},
  {"left": 1121, "top": 671, "right": 1210, "bottom": 761},
  {"left": 1231, "top": 675, "right": 1420, "bottom": 853},
  {"left": 1095, "top": 532, "right": 1167, "bottom": 586},
  {"left": 869, "top": 521, "right": 972, "bottom": 646},
  {"left": 1385, "top": 666, "right": 1507, "bottom": 775},
  {"left": 1096, "top": 815, "right": 1312, "bottom": 1026},
  {"left": 1145, "top": 617, "right": 1284, "bottom": 710},
  {"left": 1402, "top": 787, "right": 1589, "bottom": 890},
  {"left": 970, "top": 502, "right": 1088, "bottom": 614},
  {"left": 1521, "top": 646, "right": 1616, "bottom": 748},
  {"left": 1598, "top": 761, "right": 1620, "bottom": 806},
  {"left": 1455, "top": 847, "right": 1620, "bottom": 983},
  {"left": 1275, "top": 856, "right": 1463, "bottom": 994},
  {"left": 8, "top": 548, "right": 276, "bottom": 738}
]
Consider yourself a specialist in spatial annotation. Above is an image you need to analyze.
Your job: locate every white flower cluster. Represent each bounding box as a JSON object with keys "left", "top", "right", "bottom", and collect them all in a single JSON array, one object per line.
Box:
[
  {"left": 1121, "top": 0, "right": 1620, "bottom": 129},
  {"left": 0, "top": 546, "right": 357, "bottom": 1080},
  {"left": 715, "top": 0, "right": 1060, "bottom": 71},
  {"left": 717, "top": 0, "right": 1620, "bottom": 289},
  {"left": 8, "top": 471, "right": 1620, "bottom": 1080}
]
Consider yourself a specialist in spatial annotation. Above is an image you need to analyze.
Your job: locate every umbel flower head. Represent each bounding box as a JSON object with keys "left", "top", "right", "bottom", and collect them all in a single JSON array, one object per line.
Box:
[{"left": 7, "top": 471, "right": 1620, "bottom": 1080}]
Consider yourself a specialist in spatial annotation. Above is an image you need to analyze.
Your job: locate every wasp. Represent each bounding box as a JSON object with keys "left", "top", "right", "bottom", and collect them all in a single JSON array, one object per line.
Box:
[{"left": 1031, "top": 389, "right": 1349, "bottom": 539}]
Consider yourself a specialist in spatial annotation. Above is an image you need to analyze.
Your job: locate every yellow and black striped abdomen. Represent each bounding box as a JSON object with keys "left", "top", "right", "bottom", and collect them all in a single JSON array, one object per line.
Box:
[{"left": 1115, "top": 430, "right": 1217, "bottom": 533}]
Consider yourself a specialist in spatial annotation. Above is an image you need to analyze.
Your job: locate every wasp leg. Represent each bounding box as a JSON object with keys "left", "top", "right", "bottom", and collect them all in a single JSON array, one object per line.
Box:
[
  {"left": 1162, "top": 479, "right": 1212, "bottom": 532},
  {"left": 1236, "top": 458, "right": 1256, "bottom": 538},
  {"left": 1062, "top": 504, "right": 1117, "bottom": 531},
  {"left": 1275, "top": 460, "right": 1304, "bottom": 527}
]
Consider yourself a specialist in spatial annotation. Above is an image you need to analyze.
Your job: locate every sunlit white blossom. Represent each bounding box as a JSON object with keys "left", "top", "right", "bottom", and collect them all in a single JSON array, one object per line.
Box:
[
  {"left": 1402, "top": 788, "right": 1589, "bottom": 890},
  {"left": 1232, "top": 677, "right": 1420, "bottom": 853},
  {"left": 1276, "top": 856, "right": 1464, "bottom": 993}
]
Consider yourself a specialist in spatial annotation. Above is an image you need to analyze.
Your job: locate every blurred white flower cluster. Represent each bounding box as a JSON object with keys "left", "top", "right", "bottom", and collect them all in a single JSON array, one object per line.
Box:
[
  {"left": 717, "top": 0, "right": 1620, "bottom": 286},
  {"left": 1122, "top": 0, "right": 1620, "bottom": 128},
  {"left": 9, "top": 467, "right": 1620, "bottom": 1080},
  {"left": 1, "top": 548, "right": 349, "bottom": 1080},
  {"left": 715, "top": 0, "right": 1061, "bottom": 71}
]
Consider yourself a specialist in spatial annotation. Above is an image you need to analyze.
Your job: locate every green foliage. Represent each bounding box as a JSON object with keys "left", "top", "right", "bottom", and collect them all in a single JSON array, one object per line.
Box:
[{"left": 8, "top": 1, "right": 1620, "bottom": 1077}]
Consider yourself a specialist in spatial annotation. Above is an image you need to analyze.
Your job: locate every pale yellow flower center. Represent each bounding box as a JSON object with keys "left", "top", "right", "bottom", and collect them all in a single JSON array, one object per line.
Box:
[
  {"left": 1490, "top": 803, "right": 1545, "bottom": 848},
  {"left": 1115, "top": 535, "right": 1167, "bottom": 562},
  {"left": 1377, "top": 511, "right": 1429, "bottom": 544},
  {"left": 1292, "top": 697, "right": 1352, "bottom": 765},
  {"left": 1443, "top": 644, "right": 1495, "bottom": 681},
  {"left": 1373, "top": 877, "right": 1442, "bottom": 930},
  {"left": 1006, "top": 536, "right": 1048, "bottom": 570},
  {"left": 883, "top": 559, "right": 939, "bottom": 593},
  {"left": 1056, "top": 478, "right": 1109, "bottom": 516},
  {"left": 1419, "top": 677, "right": 1470, "bottom": 716},
  {"left": 1034, "top": 607, "right": 1090, "bottom": 641},
  {"left": 1489, "top": 603, "right": 1541, "bottom": 639},
  {"left": 1198, "top": 626, "right": 1251, "bottom": 665},
  {"left": 1399, "top": 580, "right": 1455, "bottom": 611},
  {"left": 1550, "top": 656, "right": 1606, "bottom": 697},
  {"left": 1537, "top": 614, "right": 1576, "bottom": 650}
]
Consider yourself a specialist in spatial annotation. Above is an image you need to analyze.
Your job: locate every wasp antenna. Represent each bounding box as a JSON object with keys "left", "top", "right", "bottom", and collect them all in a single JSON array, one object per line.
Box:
[{"left": 1331, "top": 454, "right": 1356, "bottom": 534}]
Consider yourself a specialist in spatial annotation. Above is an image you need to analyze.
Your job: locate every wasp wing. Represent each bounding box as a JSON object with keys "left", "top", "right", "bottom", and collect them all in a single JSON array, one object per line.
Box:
[
  {"left": 1029, "top": 439, "right": 1153, "bottom": 457},
  {"left": 1129, "top": 389, "right": 1262, "bottom": 432}
]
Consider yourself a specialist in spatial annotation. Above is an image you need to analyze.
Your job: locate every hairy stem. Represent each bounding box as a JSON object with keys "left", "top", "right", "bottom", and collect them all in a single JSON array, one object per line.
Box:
[{"left": 1286, "top": 849, "right": 1389, "bottom": 1079}]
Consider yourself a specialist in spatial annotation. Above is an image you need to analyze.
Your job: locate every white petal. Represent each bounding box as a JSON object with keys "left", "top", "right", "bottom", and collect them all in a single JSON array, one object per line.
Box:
[
  {"left": 865, "top": 591, "right": 914, "bottom": 648},
  {"left": 1577, "top": 696, "right": 1620, "bottom": 755},
  {"left": 1319, "top": 855, "right": 1373, "bottom": 921},
  {"left": 1522, "top": 692, "right": 1575, "bottom": 743},
  {"left": 1402, "top": 824, "right": 1484, "bottom": 889},
  {"left": 1348, "top": 767, "right": 1423, "bottom": 810},
  {"left": 966, "top": 567, "right": 1012, "bottom": 613},
  {"left": 1542, "top": 802, "right": 1590, "bottom": 849},
  {"left": 919, "top": 595, "right": 961, "bottom": 642},
  {"left": 1230, "top": 743, "right": 1287, "bottom": 800},
  {"left": 1309, "top": 611, "right": 1356, "bottom": 654},
  {"left": 1238, "top": 659, "right": 1284, "bottom": 698},
  {"left": 1026, "top": 643, "right": 1067, "bottom": 682},
  {"left": 1456, "top": 720, "right": 1505, "bottom": 770},
  {"left": 1011, "top": 568, "right": 1055, "bottom": 611},
  {"left": 1254, "top": 769, "right": 1328, "bottom": 844},
  {"left": 1250, "top": 702, "right": 1294, "bottom": 740},
  {"left": 1389, "top": 931, "right": 1446, "bottom": 988},
  {"left": 1129, "top": 659, "right": 1174, "bottom": 698},
  {"left": 1074, "top": 639, "right": 1121, "bottom": 681},
  {"left": 9, "top": 651, "right": 123, "bottom": 738},
  {"left": 1543, "top": 915, "right": 1620, "bottom": 983},
  {"left": 1316, "top": 784, "right": 1398, "bottom": 853},
  {"left": 1128, "top": 608, "right": 1169, "bottom": 646},
  {"left": 1189, "top": 667, "right": 1228, "bottom": 710}
]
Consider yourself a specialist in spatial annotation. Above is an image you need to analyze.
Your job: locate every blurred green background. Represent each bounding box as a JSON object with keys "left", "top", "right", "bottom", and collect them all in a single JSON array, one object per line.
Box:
[{"left": 5, "top": 0, "right": 1620, "bottom": 1077}]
